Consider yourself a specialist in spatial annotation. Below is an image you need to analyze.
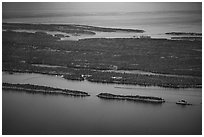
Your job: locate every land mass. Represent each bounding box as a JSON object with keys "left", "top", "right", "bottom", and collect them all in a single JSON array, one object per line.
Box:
[
  {"left": 3, "top": 83, "right": 90, "bottom": 96},
  {"left": 2, "top": 23, "right": 202, "bottom": 88},
  {"left": 97, "top": 93, "right": 165, "bottom": 103},
  {"left": 3, "top": 23, "right": 145, "bottom": 35},
  {"left": 165, "top": 32, "right": 202, "bottom": 36}
]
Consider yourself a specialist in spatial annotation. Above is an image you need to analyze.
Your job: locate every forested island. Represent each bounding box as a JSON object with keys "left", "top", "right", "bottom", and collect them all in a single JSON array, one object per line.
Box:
[
  {"left": 3, "top": 83, "right": 90, "bottom": 96},
  {"left": 165, "top": 32, "right": 202, "bottom": 36},
  {"left": 97, "top": 93, "right": 165, "bottom": 103}
]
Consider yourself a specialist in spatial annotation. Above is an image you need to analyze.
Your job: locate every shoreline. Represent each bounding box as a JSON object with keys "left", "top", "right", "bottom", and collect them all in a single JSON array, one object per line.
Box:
[
  {"left": 3, "top": 70, "right": 202, "bottom": 89},
  {"left": 3, "top": 22, "right": 145, "bottom": 32},
  {"left": 3, "top": 22, "right": 202, "bottom": 34},
  {"left": 3, "top": 22, "right": 145, "bottom": 34},
  {"left": 3, "top": 22, "right": 202, "bottom": 41}
]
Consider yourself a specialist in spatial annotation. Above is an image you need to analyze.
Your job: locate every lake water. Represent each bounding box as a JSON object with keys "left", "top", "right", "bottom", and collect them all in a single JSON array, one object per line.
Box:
[
  {"left": 3, "top": 10, "right": 202, "bottom": 39},
  {"left": 2, "top": 72, "right": 202, "bottom": 134}
]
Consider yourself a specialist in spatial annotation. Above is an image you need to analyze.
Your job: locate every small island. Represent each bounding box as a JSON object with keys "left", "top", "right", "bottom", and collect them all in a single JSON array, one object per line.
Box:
[
  {"left": 3, "top": 83, "right": 90, "bottom": 97},
  {"left": 97, "top": 93, "right": 165, "bottom": 103},
  {"left": 165, "top": 32, "right": 202, "bottom": 36}
]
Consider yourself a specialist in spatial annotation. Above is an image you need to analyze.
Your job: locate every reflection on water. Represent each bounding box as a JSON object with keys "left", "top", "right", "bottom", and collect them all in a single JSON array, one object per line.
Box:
[{"left": 2, "top": 72, "right": 202, "bottom": 134}]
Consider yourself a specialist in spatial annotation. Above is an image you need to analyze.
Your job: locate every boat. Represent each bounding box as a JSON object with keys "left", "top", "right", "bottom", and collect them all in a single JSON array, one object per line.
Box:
[{"left": 176, "top": 100, "right": 192, "bottom": 105}]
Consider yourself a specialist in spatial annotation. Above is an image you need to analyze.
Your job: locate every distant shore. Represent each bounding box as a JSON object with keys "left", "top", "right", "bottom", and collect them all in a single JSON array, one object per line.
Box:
[
  {"left": 3, "top": 22, "right": 145, "bottom": 35},
  {"left": 3, "top": 22, "right": 202, "bottom": 41},
  {"left": 165, "top": 32, "right": 202, "bottom": 36}
]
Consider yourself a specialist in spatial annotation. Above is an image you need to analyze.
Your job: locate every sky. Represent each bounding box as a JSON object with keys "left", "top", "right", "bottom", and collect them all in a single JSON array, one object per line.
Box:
[{"left": 3, "top": 2, "right": 202, "bottom": 18}]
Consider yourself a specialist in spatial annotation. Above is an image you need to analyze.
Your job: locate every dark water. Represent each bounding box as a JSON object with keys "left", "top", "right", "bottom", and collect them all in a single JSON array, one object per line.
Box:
[
  {"left": 3, "top": 90, "right": 202, "bottom": 135},
  {"left": 2, "top": 72, "right": 202, "bottom": 135}
]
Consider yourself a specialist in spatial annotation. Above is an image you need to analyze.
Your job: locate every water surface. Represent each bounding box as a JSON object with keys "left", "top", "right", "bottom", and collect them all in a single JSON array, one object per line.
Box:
[{"left": 2, "top": 72, "right": 202, "bottom": 134}]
